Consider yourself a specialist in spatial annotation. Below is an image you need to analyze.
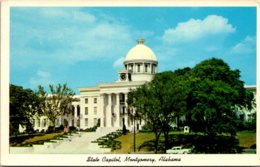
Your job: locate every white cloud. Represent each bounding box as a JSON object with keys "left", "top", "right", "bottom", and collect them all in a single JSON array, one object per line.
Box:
[
  {"left": 39, "top": 8, "right": 96, "bottom": 23},
  {"left": 11, "top": 8, "right": 133, "bottom": 68},
  {"left": 113, "top": 57, "right": 125, "bottom": 68},
  {"left": 230, "top": 36, "right": 256, "bottom": 55},
  {"left": 29, "top": 70, "right": 54, "bottom": 88},
  {"left": 162, "top": 15, "right": 235, "bottom": 44}
]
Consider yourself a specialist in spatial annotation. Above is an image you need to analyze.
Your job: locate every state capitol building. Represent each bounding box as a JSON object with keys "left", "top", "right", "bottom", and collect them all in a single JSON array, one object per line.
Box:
[
  {"left": 32, "top": 39, "right": 159, "bottom": 132},
  {"left": 31, "top": 39, "right": 256, "bottom": 133}
]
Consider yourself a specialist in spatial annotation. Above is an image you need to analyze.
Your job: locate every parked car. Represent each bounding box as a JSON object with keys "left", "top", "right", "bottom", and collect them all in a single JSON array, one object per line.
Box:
[{"left": 166, "top": 145, "right": 194, "bottom": 154}]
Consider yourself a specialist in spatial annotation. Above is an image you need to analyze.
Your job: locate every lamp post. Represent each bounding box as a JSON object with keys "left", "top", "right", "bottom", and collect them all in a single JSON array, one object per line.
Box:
[{"left": 133, "top": 113, "right": 136, "bottom": 153}]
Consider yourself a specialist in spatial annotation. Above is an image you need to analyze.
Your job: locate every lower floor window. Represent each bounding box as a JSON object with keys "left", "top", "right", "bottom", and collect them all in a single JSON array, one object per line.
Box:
[{"left": 85, "top": 118, "right": 88, "bottom": 126}]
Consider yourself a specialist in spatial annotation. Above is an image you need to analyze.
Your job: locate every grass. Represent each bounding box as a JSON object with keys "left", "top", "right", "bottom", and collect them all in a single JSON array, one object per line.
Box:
[
  {"left": 113, "top": 130, "right": 256, "bottom": 153},
  {"left": 113, "top": 132, "right": 155, "bottom": 153},
  {"left": 12, "top": 132, "right": 65, "bottom": 146},
  {"left": 23, "top": 132, "right": 64, "bottom": 143},
  {"left": 236, "top": 130, "right": 256, "bottom": 148}
]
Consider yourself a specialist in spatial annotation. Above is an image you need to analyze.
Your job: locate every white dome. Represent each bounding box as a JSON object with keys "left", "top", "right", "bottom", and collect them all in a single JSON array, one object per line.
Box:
[{"left": 124, "top": 39, "right": 157, "bottom": 62}]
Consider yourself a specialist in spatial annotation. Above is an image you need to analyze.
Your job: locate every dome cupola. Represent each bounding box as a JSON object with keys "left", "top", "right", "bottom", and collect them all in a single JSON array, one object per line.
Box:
[
  {"left": 124, "top": 39, "right": 157, "bottom": 62},
  {"left": 118, "top": 39, "right": 158, "bottom": 82}
]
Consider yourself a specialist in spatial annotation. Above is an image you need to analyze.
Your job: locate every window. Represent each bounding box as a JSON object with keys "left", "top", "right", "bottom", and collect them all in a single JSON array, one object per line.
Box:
[
  {"left": 130, "top": 64, "right": 133, "bottom": 71},
  {"left": 120, "top": 93, "right": 125, "bottom": 103},
  {"left": 122, "top": 107, "right": 125, "bottom": 114},
  {"left": 77, "top": 105, "right": 80, "bottom": 116},
  {"left": 37, "top": 119, "right": 40, "bottom": 127},
  {"left": 94, "top": 98, "right": 97, "bottom": 104},
  {"left": 137, "top": 64, "right": 140, "bottom": 72},
  {"left": 32, "top": 119, "right": 35, "bottom": 127},
  {"left": 145, "top": 64, "right": 148, "bottom": 72},
  {"left": 43, "top": 119, "right": 47, "bottom": 127},
  {"left": 85, "top": 118, "right": 88, "bottom": 126},
  {"left": 85, "top": 107, "right": 88, "bottom": 115},
  {"left": 152, "top": 64, "right": 155, "bottom": 73},
  {"left": 56, "top": 118, "right": 60, "bottom": 126},
  {"left": 94, "top": 107, "right": 97, "bottom": 115},
  {"left": 94, "top": 118, "right": 97, "bottom": 125},
  {"left": 85, "top": 98, "right": 88, "bottom": 104},
  {"left": 72, "top": 106, "right": 75, "bottom": 116}
]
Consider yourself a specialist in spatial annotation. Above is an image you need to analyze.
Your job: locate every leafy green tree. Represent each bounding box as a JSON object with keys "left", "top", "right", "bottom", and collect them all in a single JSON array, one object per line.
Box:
[
  {"left": 185, "top": 58, "right": 254, "bottom": 136},
  {"left": 37, "top": 83, "right": 75, "bottom": 130},
  {"left": 128, "top": 84, "right": 163, "bottom": 153},
  {"left": 128, "top": 69, "right": 191, "bottom": 153},
  {"left": 151, "top": 69, "right": 191, "bottom": 152},
  {"left": 10, "top": 84, "right": 42, "bottom": 136}
]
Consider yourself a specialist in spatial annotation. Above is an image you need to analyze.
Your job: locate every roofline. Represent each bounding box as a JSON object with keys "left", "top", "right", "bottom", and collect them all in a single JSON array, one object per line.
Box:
[{"left": 124, "top": 60, "right": 158, "bottom": 64}]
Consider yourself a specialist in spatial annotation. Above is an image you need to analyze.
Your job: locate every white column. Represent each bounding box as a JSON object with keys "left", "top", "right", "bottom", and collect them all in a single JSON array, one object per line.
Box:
[
  {"left": 125, "top": 93, "right": 129, "bottom": 128},
  {"left": 106, "top": 94, "right": 112, "bottom": 127},
  {"left": 100, "top": 94, "right": 105, "bottom": 127},
  {"left": 74, "top": 105, "right": 77, "bottom": 127},
  {"left": 115, "top": 93, "right": 120, "bottom": 127}
]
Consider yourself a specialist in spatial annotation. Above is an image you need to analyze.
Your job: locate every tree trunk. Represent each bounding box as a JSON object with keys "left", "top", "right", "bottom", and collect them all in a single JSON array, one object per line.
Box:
[
  {"left": 154, "top": 134, "right": 160, "bottom": 154},
  {"left": 164, "top": 131, "right": 169, "bottom": 153},
  {"left": 153, "top": 129, "right": 162, "bottom": 154}
]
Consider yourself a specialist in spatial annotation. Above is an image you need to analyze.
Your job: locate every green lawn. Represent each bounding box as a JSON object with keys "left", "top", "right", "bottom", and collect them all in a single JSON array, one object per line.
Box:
[
  {"left": 236, "top": 130, "right": 256, "bottom": 148},
  {"left": 10, "top": 132, "right": 65, "bottom": 146},
  {"left": 113, "top": 130, "right": 256, "bottom": 153},
  {"left": 114, "top": 132, "right": 155, "bottom": 153}
]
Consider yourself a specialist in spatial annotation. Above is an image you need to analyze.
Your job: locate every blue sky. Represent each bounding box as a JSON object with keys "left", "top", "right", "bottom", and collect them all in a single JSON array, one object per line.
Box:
[{"left": 10, "top": 7, "right": 256, "bottom": 94}]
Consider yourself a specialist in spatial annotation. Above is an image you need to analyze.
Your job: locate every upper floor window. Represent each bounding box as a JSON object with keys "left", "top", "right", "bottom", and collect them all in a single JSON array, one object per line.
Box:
[
  {"left": 85, "top": 98, "right": 88, "bottom": 104},
  {"left": 130, "top": 64, "right": 133, "bottom": 71},
  {"left": 94, "top": 98, "right": 97, "bottom": 104},
  {"left": 85, "top": 107, "right": 88, "bottom": 115},
  {"left": 145, "top": 64, "right": 148, "bottom": 72},
  {"left": 137, "top": 64, "right": 140, "bottom": 72}
]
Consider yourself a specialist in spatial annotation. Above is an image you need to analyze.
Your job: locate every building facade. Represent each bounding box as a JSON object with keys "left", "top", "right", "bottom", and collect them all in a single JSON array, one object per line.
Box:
[{"left": 78, "top": 39, "right": 158, "bottom": 131}]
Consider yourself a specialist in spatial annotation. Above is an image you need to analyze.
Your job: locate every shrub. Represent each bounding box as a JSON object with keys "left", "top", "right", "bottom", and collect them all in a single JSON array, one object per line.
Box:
[
  {"left": 55, "top": 125, "right": 64, "bottom": 132},
  {"left": 140, "top": 124, "right": 152, "bottom": 132},
  {"left": 45, "top": 126, "right": 55, "bottom": 134},
  {"left": 250, "top": 144, "right": 256, "bottom": 149}
]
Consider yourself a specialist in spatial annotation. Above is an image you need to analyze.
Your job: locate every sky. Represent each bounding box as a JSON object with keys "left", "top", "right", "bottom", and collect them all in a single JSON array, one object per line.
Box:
[{"left": 10, "top": 7, "right": 256, "bottom": 94}]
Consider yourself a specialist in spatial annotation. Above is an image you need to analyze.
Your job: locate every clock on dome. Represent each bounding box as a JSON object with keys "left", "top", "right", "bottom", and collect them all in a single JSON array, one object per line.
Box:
[{"left": 120, "top": 73, "right": 126, "bottom": 81}]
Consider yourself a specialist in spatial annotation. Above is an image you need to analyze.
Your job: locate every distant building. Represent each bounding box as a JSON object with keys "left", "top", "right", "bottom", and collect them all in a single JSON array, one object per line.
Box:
[{"left": 236, "top": 85, "right": 256, "bottom": 122}]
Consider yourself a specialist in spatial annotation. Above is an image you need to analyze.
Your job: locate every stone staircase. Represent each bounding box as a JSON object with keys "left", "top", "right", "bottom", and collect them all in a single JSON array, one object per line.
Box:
[{"left": 10, "top": 128, "right": 120, "bottom": 154}]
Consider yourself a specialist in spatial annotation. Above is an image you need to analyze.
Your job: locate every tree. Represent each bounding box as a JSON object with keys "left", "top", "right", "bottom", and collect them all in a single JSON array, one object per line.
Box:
[
  {"left": 37, "top": 83, "right": 75, "bottom": 130},
  {"left": 128, "top": 69, "right": 191, "bottom": 153},
  {"left": 128, "top": 84, "right": 163, "bottom": 153},
  {"left": 185, "top": 58, "right": 254, "bottom": 136},
  {"left": 10, "top": 84, "right": 42, "bottom": 136}
]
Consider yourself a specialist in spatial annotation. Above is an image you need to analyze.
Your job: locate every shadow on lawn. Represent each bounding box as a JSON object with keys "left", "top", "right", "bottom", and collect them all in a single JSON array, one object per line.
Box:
[{"left": 139, "top": 133, "right": 243, "bottom": 154}]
